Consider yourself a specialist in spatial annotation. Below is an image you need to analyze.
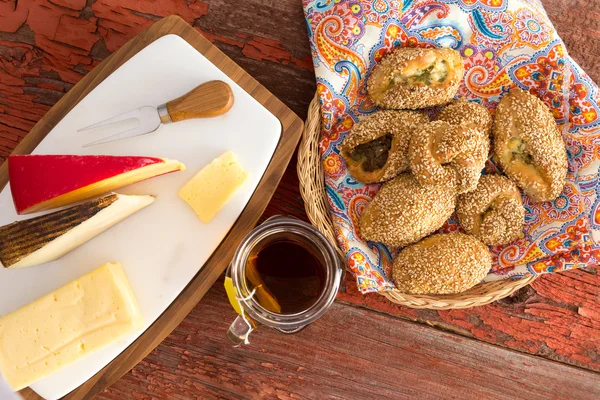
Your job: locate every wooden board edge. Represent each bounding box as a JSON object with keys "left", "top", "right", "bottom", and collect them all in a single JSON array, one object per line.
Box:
[{"left": 13, "top": 15, "right": 304, "bottom": 400}]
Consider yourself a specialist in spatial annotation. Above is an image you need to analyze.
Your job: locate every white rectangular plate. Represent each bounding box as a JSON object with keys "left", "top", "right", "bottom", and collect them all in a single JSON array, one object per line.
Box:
[{"left": 0, "top": 34, "right": 281, "bottom": 400}]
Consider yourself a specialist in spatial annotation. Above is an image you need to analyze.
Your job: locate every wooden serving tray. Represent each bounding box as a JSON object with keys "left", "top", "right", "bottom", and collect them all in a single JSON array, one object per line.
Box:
[{"left": 1, "top": 15, "right": 303, "bottom": 400}]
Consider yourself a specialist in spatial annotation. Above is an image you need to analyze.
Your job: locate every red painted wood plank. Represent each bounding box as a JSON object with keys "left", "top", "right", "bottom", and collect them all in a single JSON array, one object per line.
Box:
[
  {"left": 0, "top": 0, "right": 316, "bottom": 159},
  {"left": 337, "top": 267, "right": 600, "bottom": 372},
  {"left": 98, "top": 280, "right": 600, "bottom": 400},
  {"left": 0, "top": 0, "right": 598, "bottom": 396}
]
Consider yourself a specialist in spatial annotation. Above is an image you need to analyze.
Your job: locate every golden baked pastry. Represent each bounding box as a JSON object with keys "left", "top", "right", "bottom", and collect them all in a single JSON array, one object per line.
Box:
[
  {"left": 493, "top": 89, "right": 568, "bottom": 202},
  {"left": 367, "top": 47, "right": 464, "bottom": 109},
  {"left": 457, "top": 174, "right": 524, "bottom": 245},
  {"left": 359, "top": 173, "right": 456, "bottom": 247},
  {"left": 392, "top": 233, "right": 492, "bottom": 294},
  {"left": 341, "top": 110, "right": 429, "bottom": 183},
  {"left": 409, "top": 121, "right": 489, "bottom": 194},
  {"left": 435, "top": 98, "right": 493, "bottom": 136}
]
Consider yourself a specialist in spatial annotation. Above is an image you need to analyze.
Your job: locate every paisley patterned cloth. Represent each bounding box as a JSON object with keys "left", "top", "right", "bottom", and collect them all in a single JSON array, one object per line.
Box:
[{"left": 302, "top": 0, "right": 600, "bottom": 293}]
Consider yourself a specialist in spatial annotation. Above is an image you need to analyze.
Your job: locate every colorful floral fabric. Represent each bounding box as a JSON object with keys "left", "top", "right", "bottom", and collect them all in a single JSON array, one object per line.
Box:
[{"left": 303, "top": 0, "right": 600, "bottom": 293}]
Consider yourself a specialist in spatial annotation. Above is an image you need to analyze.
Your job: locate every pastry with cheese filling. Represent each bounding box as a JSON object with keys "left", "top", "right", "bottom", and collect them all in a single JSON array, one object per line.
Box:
[
  {"left": 435, "top": 98, "right": 492, "bottom": 137},
  {"left": 340, "top": 110, "right": 429, "bottom": 183},
  {"left": 392, "top": 233, "right": 492, "bottom": 295},
  {"left": 457, "top": 174, "right": 524, "bottom": 245},
  {"left": 493, "top": 89, "right": 567, "bottom": 202},
  {"left": 367, "top": 47, "right": 464, "bottom": 109},
  {"left": 409, "top": 121, "right": 489, "bottom": 194},
  {"left": 359, "top": 173, "right": 456, "bottom": 247}
]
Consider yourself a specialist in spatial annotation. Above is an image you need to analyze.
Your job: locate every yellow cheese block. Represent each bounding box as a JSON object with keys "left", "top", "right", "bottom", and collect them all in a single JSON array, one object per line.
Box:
[
  {"left": 0, "top": 262, "right": 143, "bottom": 390},
  {"left": 179, "top": 151, "right": 248, "bottom": 223}
]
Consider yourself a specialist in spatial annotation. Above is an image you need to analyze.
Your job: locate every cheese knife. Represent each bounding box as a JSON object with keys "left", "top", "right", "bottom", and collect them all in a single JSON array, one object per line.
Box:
[{"left": 80, "top": 80, "right": 234, "bottom": 147}]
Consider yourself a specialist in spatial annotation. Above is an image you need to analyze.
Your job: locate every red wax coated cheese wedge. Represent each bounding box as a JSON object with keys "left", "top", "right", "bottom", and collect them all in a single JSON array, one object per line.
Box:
[{"left": 8, "top": 155, "right": 185, "bottom": 214}]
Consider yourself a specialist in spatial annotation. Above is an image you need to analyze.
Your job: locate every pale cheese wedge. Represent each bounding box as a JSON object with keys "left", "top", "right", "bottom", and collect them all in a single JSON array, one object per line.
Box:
[
  {"left": 0, "top": 262, "right": 143, "bottom": 391},
  {"left": 179, "top": 151, "right": 247, "bottom": 223},
  {"left": 0, "top": 194, "right": 155, "bottom": 269}
]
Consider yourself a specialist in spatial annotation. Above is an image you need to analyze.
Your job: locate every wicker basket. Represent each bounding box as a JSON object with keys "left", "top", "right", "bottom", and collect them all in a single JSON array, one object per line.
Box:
[{"left": 297, "top": 93, "right": 536, "bottom": 309}]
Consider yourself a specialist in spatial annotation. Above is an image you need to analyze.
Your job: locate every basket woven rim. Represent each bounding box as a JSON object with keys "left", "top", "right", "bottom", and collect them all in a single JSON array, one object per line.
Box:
[{"left": 297, "top": 92, "right": 536, "bottom": 310}]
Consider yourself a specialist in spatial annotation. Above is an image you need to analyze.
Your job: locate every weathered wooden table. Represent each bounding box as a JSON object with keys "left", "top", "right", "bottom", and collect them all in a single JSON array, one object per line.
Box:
[{"left": 1, "top": 1, "right": 599, "bottom": 399}]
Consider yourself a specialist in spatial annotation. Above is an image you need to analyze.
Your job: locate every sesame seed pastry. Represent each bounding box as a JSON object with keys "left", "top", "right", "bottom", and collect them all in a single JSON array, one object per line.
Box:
[
  {"left": 367, "top": 47, "right": 465, "bottom": 109},
  {"left": 392, "top": 233, "right": 492, "bottom": 295},
  {"left": 493, "top": 89, "right": 568, "bottom": 202},
  {"left": 409, "top": 120, "right": 490, "bottom": 194},
  {"left": 359, "top": 173, "right": 456, "bottom": 247},
  {"left": 340, "top": 110, "right": 429, "bottom": 183},
  {"left": 457, "top": 174, "right": 525, "bottom": 245},
  {"left": 434, "top": 98, "right": 493, "bottom": 137}
]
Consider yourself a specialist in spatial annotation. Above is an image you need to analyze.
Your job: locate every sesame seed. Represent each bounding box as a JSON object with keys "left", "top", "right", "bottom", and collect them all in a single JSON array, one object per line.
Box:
[
  {"left": 408, "top": 121, "right": 490, "bottom": 194},
  {"left": 359, "top": 173, "right": 456, "bottom": 247},
  {"left": 457, "top": 174, "right": 525, "bottom": 245},
  {"left": 341, "top": 110, "right": 429, "bottom": 183},
  {"left": 367, "top": 47, "right": 465, "bottom": 109},
  {"left": 392, "top": 233, "right": 492, "bottom": 294},
  {"left": 492, "top": 89, "right": 568, "bottom": 202},
  {"left": 435, "top": 98, "right": 493, "bottom": 137}
]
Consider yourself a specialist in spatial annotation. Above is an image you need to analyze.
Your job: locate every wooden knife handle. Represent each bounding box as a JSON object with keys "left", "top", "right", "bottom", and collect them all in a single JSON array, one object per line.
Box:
[{"left": 163, "top": 80, "right": 234, "bottom": 123}]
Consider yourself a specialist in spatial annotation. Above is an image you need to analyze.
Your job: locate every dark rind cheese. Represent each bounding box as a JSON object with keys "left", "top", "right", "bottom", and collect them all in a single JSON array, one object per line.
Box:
[{"left": 0, "top": 194, "right": 118, "bottom": 267}]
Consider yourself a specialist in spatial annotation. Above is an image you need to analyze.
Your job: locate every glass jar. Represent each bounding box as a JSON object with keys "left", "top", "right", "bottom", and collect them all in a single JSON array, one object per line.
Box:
[{"left": 226, "top": 215, "right": 343, "bottom": 346}]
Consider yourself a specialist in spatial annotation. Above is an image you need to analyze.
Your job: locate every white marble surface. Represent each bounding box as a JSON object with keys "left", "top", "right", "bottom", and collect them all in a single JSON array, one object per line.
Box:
[{"left": 0, "top": 34, "right": 281, "bottom": 400}]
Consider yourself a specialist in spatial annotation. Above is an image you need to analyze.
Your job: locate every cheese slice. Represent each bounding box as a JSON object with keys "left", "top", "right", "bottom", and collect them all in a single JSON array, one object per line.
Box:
[
  {"left": 0, "top": 262, "right": 143, "bottom": 391},
  {"left": 179, "top": 151, "right": 247, "bottom": 223},
  {"left": 0, "top": 194, "right": 155, "bottom": 269},
  {"left": 8, "top": 155, "right": 184, "bottom": 214}
]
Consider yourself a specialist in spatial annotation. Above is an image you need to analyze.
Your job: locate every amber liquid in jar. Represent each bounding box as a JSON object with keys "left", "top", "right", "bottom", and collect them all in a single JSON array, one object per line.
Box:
[{"left": 245, "top": 240, "right": 326, "bottom": 315}]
